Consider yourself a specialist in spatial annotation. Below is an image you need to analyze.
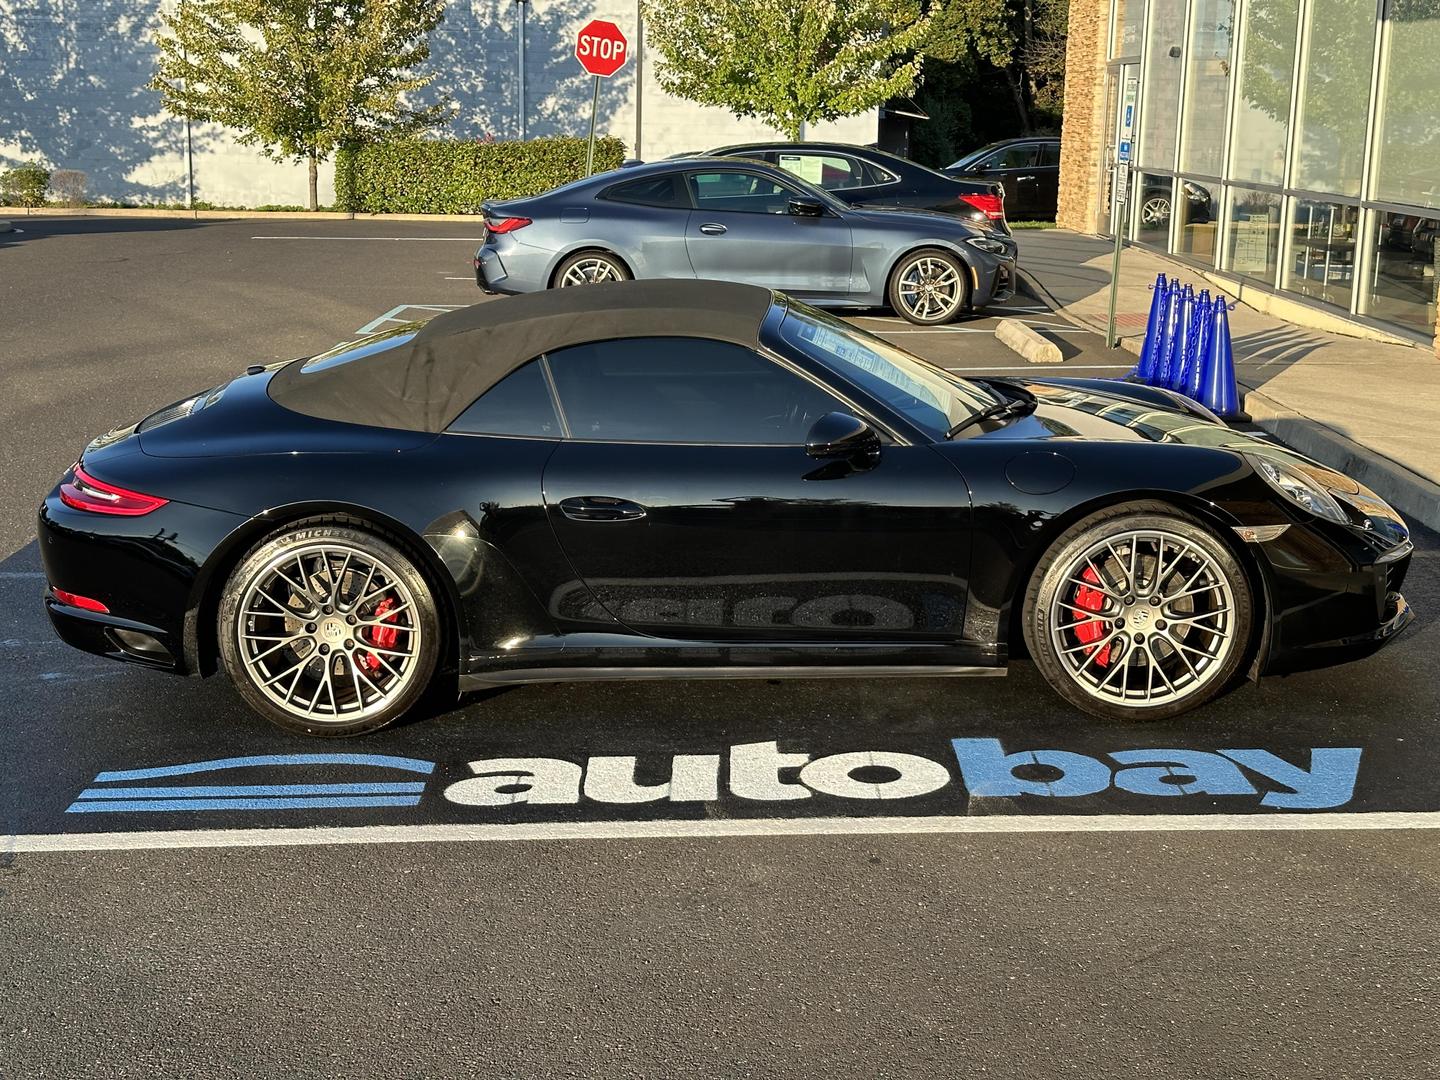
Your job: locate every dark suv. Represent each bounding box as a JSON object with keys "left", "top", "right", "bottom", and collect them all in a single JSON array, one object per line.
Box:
[{"left": 945, "top": 138, "right": 1061, "bottom": 220}]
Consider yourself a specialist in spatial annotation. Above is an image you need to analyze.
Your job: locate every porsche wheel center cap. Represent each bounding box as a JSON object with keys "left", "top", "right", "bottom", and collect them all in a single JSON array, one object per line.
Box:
[{"left": 318, "top": 618, "right": 347, "bottom": 643}]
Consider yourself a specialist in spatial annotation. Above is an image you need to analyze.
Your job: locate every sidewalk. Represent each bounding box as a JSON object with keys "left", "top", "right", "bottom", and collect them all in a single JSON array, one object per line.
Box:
[{"left": 1016, "top": 229, "right": 1440, "bottom": 530}]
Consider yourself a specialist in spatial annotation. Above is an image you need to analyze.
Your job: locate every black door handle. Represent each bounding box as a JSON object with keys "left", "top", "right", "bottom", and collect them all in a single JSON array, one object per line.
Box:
[{"left": 558, "top": 496, "right": 647, "bottom": 522}]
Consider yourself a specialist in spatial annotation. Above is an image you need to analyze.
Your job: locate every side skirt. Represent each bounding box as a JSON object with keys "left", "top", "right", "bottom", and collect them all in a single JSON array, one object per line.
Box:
[{"left": 460, "top": 664, "right": 1007, "bottom": 691}]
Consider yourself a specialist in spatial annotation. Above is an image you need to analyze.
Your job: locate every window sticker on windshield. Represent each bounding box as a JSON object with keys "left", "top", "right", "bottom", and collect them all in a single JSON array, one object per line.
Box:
[{"left": 796, "top": 321, "right": 946, "bottom": 411}]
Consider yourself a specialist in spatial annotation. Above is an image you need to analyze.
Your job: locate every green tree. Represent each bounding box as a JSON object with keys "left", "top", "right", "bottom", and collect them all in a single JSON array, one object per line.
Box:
[
  {"left": 151, "top": 0, "right": 450, "bottom": 210},
  {"left": 640, "top": 0, "right": 934, "bottom": 141}
]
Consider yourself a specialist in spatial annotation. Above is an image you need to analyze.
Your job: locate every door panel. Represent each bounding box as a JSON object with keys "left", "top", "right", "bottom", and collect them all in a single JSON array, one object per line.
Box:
[{"left": 543, "top": 441, "right": 972, "bottom": 641}]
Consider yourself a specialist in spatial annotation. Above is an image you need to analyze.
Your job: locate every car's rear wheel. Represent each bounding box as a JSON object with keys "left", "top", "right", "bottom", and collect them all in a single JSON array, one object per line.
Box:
[
  {"left": 1023, "top": 504, "right": 1254, "bottom": 721},
  {"left": 554, "top": 250, "right": 631, "bottom": 288},
  {"left": 218, "top": 524, "right": 440, "bottom": 737},
  {"left": 888, "top": 248, "right": 970, "bottom": 325}
]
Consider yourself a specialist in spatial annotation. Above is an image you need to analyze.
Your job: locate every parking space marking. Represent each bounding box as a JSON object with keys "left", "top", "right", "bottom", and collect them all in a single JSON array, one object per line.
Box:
[
  {"left": 251, "top": 235, "right": 485, "bottom": 242},
  {"left": 355, "top": 304, "right": 466, "bottom": 335},
  {"left": 12, "top": 810, "right": 1440, "bottom": 853},
  {"left": 940, "top": 364, "right": 1133, "bottom": 373}
]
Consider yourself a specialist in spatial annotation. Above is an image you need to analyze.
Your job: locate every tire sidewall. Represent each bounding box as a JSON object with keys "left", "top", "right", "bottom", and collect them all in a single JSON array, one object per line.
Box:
[
  {"left": 218, "top": 524, "right": 441, "bottom": 737},
  {"left": 1023, "top": 505, "right": 1255, "bottom": 722}
]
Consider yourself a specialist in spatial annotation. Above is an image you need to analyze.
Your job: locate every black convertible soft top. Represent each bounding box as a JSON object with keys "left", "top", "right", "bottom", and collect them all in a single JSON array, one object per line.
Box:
[{"left": 269, "top": 279, "right": 777, "bottom": 433}]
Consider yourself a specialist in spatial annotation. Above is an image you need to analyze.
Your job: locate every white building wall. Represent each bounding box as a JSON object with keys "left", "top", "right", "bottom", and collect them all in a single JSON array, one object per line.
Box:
[{"left": 0, "top": 0, "right": 876, "bottom": 206}]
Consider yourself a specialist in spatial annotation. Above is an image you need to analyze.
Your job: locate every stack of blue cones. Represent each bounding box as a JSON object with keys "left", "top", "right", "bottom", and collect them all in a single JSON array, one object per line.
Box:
[{"left": 1125, "top": 273, "right": 1247, "bottom": 422}]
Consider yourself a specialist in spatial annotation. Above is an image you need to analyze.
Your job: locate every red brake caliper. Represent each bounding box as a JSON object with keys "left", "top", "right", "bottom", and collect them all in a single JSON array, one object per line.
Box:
[
  {"left": 360, "top": 596, "right": 399, "bottom": 674},
  {"left": 1071, "top": 567, "right": 1112, "bottom": 667}
]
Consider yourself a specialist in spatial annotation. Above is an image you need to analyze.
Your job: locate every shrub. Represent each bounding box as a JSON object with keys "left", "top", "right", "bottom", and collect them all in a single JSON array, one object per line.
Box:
[
  {"left": 2, "top": 163, "right": 51, "bottom": 207},
  {"left": 50, "top": 169, "right": 87, "bottom": 208},
  {"left": 335, "top": 136, "right": 627, "bottom": 214}
]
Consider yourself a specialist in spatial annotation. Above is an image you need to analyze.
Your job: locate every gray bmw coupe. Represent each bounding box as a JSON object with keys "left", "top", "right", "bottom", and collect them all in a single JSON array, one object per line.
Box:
[{"left": 473, "top": 158, "right": 1019, "bottom": 325}]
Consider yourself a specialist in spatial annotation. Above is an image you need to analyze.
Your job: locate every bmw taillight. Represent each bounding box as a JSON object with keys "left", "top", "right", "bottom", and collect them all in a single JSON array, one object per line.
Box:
[
  {"left": 959, "top": 193, "right": 1006, "bottom": 221},
  {"left": 59, "top": 464, "right": 169, "bottom": 516},
  {"left": 486, "top": 216, "right": 532, "bottom": 234}
]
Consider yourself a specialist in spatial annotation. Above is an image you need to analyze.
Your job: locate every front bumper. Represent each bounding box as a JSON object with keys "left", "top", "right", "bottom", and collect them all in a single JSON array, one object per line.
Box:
[{"left": 971, "top": 255, "right": 1017, "bottom": 308}]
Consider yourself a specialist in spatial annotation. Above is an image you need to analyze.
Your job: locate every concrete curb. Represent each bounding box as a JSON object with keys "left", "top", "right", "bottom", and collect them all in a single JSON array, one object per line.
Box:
[
  {"left": 1244, "top": 385, "right": 1440, "bottom": 531},
  {"left": 995, "top": 318, "right": 1063, "bottom": 363},
  {"left": 0, "top": 206, "right": 482, "bottom": 223}
]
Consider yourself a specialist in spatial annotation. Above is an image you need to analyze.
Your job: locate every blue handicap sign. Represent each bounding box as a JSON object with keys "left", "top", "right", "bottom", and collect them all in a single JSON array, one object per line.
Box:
[{"left": 1118, "top": 140, "right": 1132, "bottom": 162}]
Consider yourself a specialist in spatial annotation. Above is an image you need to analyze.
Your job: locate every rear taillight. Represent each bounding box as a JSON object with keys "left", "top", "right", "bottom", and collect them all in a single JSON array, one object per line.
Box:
[
  {"left": 486, "top": 216, "right": 532, "bottom": 234},
  {"left": 59, "top": 464, "right": 169, "bottom": 516},
  {"left": 959, "top": 193, "right": 1006, "bottom": 221},
  {"left": 51, "top": 587, "right": 109, "bottom": 613}
]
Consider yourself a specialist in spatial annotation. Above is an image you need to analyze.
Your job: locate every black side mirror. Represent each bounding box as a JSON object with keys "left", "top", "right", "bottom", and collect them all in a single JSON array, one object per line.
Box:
[
  {"left": 805, "top": 412, "right": 880, "bottom": 460},
  {"left": 787, "top": 197, "right": 826, "bottom": 217}
]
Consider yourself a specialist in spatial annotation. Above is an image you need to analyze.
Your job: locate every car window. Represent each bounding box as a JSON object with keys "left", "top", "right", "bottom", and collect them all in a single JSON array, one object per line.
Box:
[
  {"left": 979, "top": 144, "right": 1039, "bottom": 170},
  {"left": 602, "top": 174, "right": 691, "bottom": 209},
  {"left": 775, "top": 153, "right": 868, "bottom": 191},
  {"left": 778, "top": 304, "right": 996, "bottom": 440},
  {"left": 448, "top": 360, "right": 561, "bottom": 438},
  {"left": 859, "top": 160, "right": 898, "bottom": 185},
  {"left": 687, "top": 171, "right": 798, "bottom": 214},
  {"left": 1039, "top": 142, "right": 1061, "bottom": 167},
  {"left": 544, "top": 337, "right": 845, "bottom": 444}
]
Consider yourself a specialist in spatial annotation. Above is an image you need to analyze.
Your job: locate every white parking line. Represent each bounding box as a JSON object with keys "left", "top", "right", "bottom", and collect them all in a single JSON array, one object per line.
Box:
[
  {"left": 940, "top": 364, "right": 1131, "bottom": 373},
  {"left": 11, "top": 810, "right": 1440, "bottom": 853},
  {"left": 355, "top": 304, "right": 467, "bottom": 335},
  {"left": 251, "top": 235, "right": 485, "bottom": 241}
]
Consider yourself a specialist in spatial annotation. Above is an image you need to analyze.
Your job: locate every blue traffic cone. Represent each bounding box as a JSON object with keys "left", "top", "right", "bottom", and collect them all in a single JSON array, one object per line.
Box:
[
  {"left": 1182, "top": 289, "right": 1211, "bottom": 401},
  {"left": 1169, "top": 285, "right": 1196, "bottom": 391},
  {"left": 1133, "top": 274, "right": 1168, "bottom": 383},
  {"left": 1200, "top": 296, "right": 1249, "bottom": 421},
  {"left": 1154, "top": 283, "right": 1183, "bottom": 387}
]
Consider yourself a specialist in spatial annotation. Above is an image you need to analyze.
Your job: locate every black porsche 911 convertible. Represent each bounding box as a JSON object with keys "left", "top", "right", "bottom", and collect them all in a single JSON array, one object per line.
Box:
[{"left": 39, "top": 280, "right": 1413, "bottom": 736}]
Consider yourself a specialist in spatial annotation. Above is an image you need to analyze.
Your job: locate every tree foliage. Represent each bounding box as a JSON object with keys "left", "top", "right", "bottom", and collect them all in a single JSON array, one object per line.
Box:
[
  {"left": 151, "top": 0, "right": 450, "bottom": 208},
  {"left": 640, "top": 0, "right": 934, "bottom": 141}
]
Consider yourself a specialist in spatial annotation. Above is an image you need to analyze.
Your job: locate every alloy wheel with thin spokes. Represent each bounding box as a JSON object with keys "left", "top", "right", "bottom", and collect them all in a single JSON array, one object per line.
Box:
[
  {"left": 220, "top": 526, "right": 439, "bottom": 736},
  {"left": 556, "top": 252, "right": 629, "bottom": 287},
  {"left": 889, "top": 250, "right": 968, "bottom": 325},
  {"left": 1025, "top": 508, "right": 1254, "bottom": 721}
]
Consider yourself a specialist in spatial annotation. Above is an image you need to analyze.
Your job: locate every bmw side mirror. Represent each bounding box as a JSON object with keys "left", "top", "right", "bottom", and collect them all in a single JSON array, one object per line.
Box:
[
  {"left": 788, "top": 197, "right": 826, "bottom": 217},
  {"left": 805, "top": 412, "right": 881, "bottom": 460}
]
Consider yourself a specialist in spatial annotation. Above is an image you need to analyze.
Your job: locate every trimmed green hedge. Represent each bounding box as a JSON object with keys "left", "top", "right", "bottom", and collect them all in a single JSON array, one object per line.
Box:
[{"left": 335, "top": 136, "right": 627, "bottom": 214}]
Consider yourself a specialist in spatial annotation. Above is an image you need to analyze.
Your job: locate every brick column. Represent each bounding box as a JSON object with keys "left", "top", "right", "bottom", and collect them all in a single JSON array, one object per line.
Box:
[{"left": 1057, "top": 0, "right": 1110, "bottom": 234}]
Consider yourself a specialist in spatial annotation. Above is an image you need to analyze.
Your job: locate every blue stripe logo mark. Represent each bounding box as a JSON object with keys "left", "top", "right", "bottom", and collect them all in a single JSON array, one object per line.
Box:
[{"left": 68, "top": 754, "right": 436, "bottom": 815}]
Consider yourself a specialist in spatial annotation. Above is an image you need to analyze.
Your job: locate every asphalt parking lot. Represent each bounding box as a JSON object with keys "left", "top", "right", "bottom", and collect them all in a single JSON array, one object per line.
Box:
[{"left": 3, "top": 216, "right": 1437, "bottom": 1078}]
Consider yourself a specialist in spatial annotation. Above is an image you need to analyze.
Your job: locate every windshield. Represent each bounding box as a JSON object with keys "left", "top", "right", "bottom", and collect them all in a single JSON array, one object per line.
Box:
[{"left": 778, "top": 303, "right": 998, "bottom": 439}]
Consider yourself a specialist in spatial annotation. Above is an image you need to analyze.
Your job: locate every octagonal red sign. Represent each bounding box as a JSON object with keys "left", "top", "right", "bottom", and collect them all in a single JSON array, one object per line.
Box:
[{"left": 575, "top": 19, "right": 629, "bottom": 78}]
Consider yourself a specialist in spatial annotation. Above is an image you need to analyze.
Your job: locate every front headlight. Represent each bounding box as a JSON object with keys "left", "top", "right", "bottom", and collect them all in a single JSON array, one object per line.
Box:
[
  {"left": 967, "top": 236, "right": 1009, "bottom": 255},
  {"left": 1249, "top": 456, "right": 1348, "bottom": 524}
]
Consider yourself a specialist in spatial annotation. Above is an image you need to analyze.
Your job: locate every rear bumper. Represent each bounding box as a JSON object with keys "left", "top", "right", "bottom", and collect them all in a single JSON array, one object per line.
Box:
[
  {"left": 475, "top": 245, "right": 511, "bottom": 294},
  {"left": 44, "top": 595, "right": 184, "bottom": 672}
]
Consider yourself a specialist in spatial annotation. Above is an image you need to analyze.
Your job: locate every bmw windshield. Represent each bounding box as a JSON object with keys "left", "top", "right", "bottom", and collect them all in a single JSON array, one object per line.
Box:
[{"left": 778, "top": 303, "right": 999, "bottom": 439}]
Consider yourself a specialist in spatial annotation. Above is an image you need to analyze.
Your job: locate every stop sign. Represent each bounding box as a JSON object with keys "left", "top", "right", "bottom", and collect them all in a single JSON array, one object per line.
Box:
[{"left": 575, "top": 19, "right": 629, "bottom": 78}]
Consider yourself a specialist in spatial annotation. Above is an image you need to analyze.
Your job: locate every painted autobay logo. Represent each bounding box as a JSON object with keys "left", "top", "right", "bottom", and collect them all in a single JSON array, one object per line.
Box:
[{"left": 444, "top": 739, "right": 1363, "bottom": 811}]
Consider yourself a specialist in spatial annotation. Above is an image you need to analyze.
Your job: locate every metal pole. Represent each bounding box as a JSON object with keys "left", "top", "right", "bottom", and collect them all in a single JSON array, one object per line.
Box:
[
  {"left": 585, "top": 75, "right": 601, "bottom": 175},
  {"left": 180, "top": 0, "right": 194, "bottom": 210},
  {"left": 1106, "top": 163, "right": 1128, "bottom": 348},
  {"left": 634, "top": 0, "right": 643, "bottom": 159},
  {"left": 516, "top": 0, "right": 527, "bottom": 140}
]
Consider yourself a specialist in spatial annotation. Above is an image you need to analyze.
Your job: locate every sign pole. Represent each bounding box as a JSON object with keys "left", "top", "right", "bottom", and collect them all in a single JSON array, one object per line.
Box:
[
  {"left": 585, "top": 74, "right": 601, "bottom": 176},
  {"left": 1106, "top": 74, "right": 1141, "bottom": 350}
]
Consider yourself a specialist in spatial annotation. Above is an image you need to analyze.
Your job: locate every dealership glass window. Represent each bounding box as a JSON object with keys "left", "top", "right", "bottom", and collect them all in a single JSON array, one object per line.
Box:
[
  {"left": 1361, "top": 213, "right": 1439, "bottom": 335},
  {"left": 1222, "top": 188, "right": 1284, "bottom": 283},
  {"left": 1227, "top": 0, "right": 1299, "bottom": 185},
  {"left": 1174, "top": 179, "right": 1221, "bottom": 264},
  {"left": 1137, "top": 0, "right": 1187, "bottom": 168},
  {"left": 1134, "top": 173, "right": 1175, "bottom": 243},
  {"left": 1369, "top": 0, "right": 1440, "bottom": 211},
  {"left": 1291, "top": 0, "right": 1377, "bottom": 196},
  {"left": 1178, "top": 0, "right": 1236, "bottom": 177},
  {"left": 1112, "top": 0, "right": 1144, "bottom": 56},
  {"left": 1284, "top": 200, "right": 1360, "bottom": 309}
]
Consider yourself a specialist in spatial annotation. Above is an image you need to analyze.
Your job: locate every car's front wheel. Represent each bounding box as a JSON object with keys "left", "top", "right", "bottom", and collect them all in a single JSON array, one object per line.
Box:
[
  {"left": 1023, "top": 504, "right": 1254, "bottom": 721},
  {"left": 218, "top": 524, "right": 440, "bottom": 737},
  {"left": 554, "top": 250, "right": 631, "bottom": 288},
  {"left": 888, "top": 248, "right": 970, "bottom": 325}
]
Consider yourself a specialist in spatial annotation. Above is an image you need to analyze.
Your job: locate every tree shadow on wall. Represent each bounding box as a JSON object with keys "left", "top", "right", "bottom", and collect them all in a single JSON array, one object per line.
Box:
[
  {"left": 0, "top": 0, "right": 213, "bottom": 203},
  {"left": 417, "top": 0, "right": 636, "bottom": 145}
]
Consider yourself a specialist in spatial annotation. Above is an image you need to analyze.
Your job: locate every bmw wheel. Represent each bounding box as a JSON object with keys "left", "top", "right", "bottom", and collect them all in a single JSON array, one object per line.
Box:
[
  {"left": 1023, "top": 503, "right": 1254, "bottom": 721},
  {"left": 219, "top": 524, "right": 440, "bottom": 737},
  {"left": 554, "top": 251, "right": 631, "bottom": 288},
  {"left": 888, "top": 248, "right": 970, "bottom": 325}
]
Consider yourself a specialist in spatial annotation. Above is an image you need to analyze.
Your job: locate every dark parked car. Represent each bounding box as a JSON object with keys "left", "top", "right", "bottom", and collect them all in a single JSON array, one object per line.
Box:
[
  {"left": 703, "top": 141, "right": 1010, "bottom": 232},
  {"left": 474, "top": 158, "right": 1017, "bottom": 325},
  {"left": 945, "top": 138, "right": 1061, "bottom": 220},
  {"left": 40, "top": 281, "right": 1412, "bottom": 737}
]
